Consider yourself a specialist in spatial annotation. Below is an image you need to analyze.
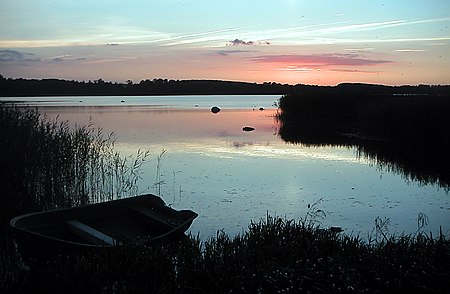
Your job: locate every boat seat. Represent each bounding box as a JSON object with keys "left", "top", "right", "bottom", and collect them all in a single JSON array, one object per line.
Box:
[
  {"left": 66, "top": 219, "right": 116, "bottom": 246},
  {"left": 131, "top": 206, "right": 172, "bottom": 229}
]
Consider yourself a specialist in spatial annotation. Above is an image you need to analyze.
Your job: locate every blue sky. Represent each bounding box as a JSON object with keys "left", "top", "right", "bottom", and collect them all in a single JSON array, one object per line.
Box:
[{"left": 1, "top": 0, "right": 449, "bottom": 85}]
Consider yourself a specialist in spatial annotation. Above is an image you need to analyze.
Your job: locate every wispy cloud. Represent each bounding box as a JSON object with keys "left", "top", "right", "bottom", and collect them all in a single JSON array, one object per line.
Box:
[
  {"left": 344, "top": 48, "right": 375, "bottom": 52},
  {"left": 183, "top": 17, "right": 450, "bottom": 48},
  {"left": 335, "top": 36, "right": 450, "bottom": 45},
  {"left": 252, "top": 53, "right": 390, "bottom": 66},
  {"left": 251, "top": 53, "right": 390, "bottom": 75},
  {"left": 0, "top": 49, "right": 39, "bottom": 62},
  {"left": 0, "top": 39, "right": 94, "bottom": 48},
  {"left": 394, "top": 49, "right": 427, "bottom": 52},
  {"left": 279, "top": 66, "right": 315, "bottom": 72},
  {"left": 160, "top": 26, "right": 256, "bottom": 46},
  {"left": 278, "top": 66, "right": 379, "bottom": 74},
  {"left": 310, "top": 20, "right": 405, "bottom": 34},
  {"left": 41, "top": 55, "right": 87, "bottom": 62},
  {"left": 83, "top": 56, "right": 138, "bottom": 64},
  {"left": 242, "top": 17, "right": 450, "bottom": 46},
  {"left": 328, "top": 68, "right": 380, "bottom": 73},
  {"left": 0, "top": 49, "right": 91, "bottom": 64},
  {"left": 2, "top": 17, "right": 447, "bottom": 49},
  {"left": 1, "top": 19, "right": 409, "bottom": 48}
]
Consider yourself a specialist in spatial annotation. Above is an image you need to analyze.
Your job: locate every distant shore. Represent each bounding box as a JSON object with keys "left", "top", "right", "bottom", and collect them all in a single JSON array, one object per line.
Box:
[{"left": 1, "top": 76, "right": 450, "bottom": 97}]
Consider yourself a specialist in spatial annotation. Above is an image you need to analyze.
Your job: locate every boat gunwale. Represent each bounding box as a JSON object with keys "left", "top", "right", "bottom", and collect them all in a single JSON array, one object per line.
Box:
[{"left": 10, "top": 194, "right": 198, "bottom": 249}]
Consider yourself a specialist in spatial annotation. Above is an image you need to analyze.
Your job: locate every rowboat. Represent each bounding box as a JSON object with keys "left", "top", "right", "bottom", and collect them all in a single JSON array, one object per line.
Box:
[{"left": 10, "top": 194, "right": 198, "bottom": 257}]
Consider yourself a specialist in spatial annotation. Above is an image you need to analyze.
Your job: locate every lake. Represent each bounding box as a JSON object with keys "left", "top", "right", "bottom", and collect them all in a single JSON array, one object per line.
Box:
[{"left": 3, "top": 95, "right": 449, "bottom": 239}]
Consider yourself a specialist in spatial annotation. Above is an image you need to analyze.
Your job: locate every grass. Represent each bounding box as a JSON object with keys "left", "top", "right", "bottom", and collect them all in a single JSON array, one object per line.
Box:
[
  {"left": 1, "top": 104, "right": 449, "bottom": 293},
  {"left": 153, "top": 149, "right": 167, "bottom": 196},
  {"left": 3, "top": 216, "right": 449, "bottom": 293}
]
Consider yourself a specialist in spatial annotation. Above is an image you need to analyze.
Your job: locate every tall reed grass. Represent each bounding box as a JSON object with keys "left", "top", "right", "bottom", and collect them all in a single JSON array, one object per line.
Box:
[{"left": 0, "top": 105, "right": 149, "bottom": 221}]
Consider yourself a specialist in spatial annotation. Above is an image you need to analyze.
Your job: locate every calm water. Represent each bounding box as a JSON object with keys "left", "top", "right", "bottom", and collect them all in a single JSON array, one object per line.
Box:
[{"left": 4, "top": 95, "right": 449, "bottom": 239}]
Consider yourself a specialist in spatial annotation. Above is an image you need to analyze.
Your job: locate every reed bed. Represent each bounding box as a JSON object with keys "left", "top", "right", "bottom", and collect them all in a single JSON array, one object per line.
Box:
[
  {"left": 277, "top": 90, "right": 450, "bottom": 188},
  {"left": 0, "top": 105, "right": 148, "bottom": 220}
]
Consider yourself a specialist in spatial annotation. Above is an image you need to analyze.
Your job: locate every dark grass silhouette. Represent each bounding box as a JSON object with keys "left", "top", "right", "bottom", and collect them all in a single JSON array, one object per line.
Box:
[{"left": 4, "top": 216, "right": 450, "bottom": 293}]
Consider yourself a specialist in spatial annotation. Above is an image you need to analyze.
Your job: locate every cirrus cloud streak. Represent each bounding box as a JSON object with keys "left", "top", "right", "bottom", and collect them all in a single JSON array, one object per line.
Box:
[{"left": 251, "top": 53, "right": 391, "bottom": 66}]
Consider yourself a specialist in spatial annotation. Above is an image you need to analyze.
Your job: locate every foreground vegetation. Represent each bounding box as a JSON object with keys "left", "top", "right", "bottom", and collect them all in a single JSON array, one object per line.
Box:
[
  {"left": 3, "top": 216, "right": 450, "bottom": 293},
  {"left": 0, "top": 105, "right": 148, "bottom": 291},
  {"left": 1, "top": 105, "right": 449, "bottom": 293},
  {"left": 0, "top": 105, "right": 148, "bottom": 222}
]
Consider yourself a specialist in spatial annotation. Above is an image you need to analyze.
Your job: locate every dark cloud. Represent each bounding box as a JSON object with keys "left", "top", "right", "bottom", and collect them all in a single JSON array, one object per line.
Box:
[
  {"left": 0, "top": 50, "right": 87, "bottom": 64},
  {"left": 227, "top": 39, "right": 271, "bottom": 46},
  {"left": 0, "top": 49, "right": 39, "bottom": 62},
  {"left": 215, "top": 49, "right": 255, "bottom": 56},
  {"left": 232, "top": 141, "right": 254, "bottom": 148},
  {"left": 251, "top": 53, "right": 390, "bottom": 66},
  {"left": 49, "top": 56, "right": 67, "bottom": 62},
  {"left": 329, "top": 68, "right": 380, "bottom": 73},
  {"left": 228, "top": 39, "right": 255, "bottom": 46}
]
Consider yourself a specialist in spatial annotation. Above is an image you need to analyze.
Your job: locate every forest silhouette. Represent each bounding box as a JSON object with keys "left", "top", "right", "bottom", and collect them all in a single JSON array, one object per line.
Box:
[{"left": 1, "top": 75, "right": 449, "bottom": 96}]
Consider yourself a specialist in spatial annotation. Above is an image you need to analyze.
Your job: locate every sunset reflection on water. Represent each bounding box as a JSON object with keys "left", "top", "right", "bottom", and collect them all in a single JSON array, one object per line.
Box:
[
  {"left": 42, "top": 106, "right": 281, "bottom": 149},
  {"left": 30, "top": 97, "right": 449, "bottom": 240}
]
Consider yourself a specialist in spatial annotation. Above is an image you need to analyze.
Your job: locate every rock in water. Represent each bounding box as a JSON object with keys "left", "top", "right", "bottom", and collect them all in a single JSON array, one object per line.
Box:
[{"left": 211, "top": 106, "right": 221, "bottom": 114}]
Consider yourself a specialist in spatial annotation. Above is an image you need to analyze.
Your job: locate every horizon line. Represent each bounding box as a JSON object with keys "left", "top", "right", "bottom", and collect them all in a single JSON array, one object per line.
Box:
[{"left": 1, "top": 75, "right": 449, "bottom": 88}]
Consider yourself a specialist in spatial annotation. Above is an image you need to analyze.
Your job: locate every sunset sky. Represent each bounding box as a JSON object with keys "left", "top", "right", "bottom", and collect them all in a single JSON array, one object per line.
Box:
[{"left": 1, "top": 0, "right": 449, "bottom": 85}]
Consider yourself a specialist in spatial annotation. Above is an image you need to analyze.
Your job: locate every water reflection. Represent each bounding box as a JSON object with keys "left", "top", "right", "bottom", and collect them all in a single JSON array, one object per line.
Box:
[
  {"left": 41, "top": 106, "right": 280, "bottom": 147},
  {"left": 33, "top": 99, "right": 449, "bottom": 240},
  {"left": 277, "top": 118, "right": 450, "bottom": 189}
]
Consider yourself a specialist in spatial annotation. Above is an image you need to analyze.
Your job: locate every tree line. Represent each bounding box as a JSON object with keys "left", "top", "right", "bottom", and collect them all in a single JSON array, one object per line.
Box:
[{"left": 1, "top": 75, "right": 449, "bottom": 96}]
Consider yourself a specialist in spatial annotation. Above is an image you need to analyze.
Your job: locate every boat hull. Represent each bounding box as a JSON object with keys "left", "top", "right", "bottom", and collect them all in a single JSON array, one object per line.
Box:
[{"left": 10, "top": 194, "right": 198, "bottom": 257}]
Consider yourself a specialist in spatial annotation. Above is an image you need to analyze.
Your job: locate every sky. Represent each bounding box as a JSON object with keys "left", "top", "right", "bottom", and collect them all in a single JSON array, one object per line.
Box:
[{"left": 0, "top": 0, "right": 449, "bottom": 85}]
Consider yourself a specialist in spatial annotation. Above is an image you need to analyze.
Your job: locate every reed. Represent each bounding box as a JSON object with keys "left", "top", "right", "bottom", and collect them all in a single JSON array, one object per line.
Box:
[
  {"left": 277, "top": 90, "right": 450, "bottom": 188},
  {"left": 153, "top": 149, "right": 167, "bottom": 196},
  {"left": 0, "top": 105, "right": 149, "bottom": 220}
]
